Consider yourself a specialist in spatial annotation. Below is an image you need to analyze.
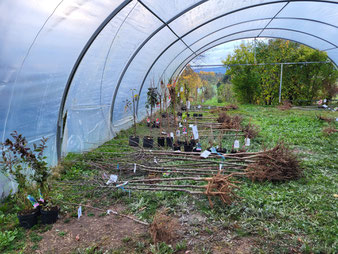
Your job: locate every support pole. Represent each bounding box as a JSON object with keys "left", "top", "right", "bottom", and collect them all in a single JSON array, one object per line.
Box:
[{"left": 279, "top": 63, "right": 283, "bottom": 103}]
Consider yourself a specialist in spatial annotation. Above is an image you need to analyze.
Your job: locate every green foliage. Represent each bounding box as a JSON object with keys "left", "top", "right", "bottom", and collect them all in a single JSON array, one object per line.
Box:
[
  {"left": 223, "top": 39, "right": 338, "bottom": 105},
  {"left": 0, "top": 229, "right": 19, "bottom": 251},
  {"left": 150, "top": 242, "right": 174, "bottom": 254},
  {"left": 0, "top": 131, "right": 50, "bottom": 209}
]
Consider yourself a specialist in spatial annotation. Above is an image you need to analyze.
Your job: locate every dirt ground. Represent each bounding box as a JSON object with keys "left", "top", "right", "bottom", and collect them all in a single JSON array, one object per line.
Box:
[
  {"left": 34, "top": 206, "right": 148, "bottom": 253},
  {"left": 30, "top": 203, "right": 257, "bottom": 254}
]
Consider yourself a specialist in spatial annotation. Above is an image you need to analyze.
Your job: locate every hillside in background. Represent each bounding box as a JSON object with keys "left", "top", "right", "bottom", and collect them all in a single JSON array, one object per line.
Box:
[{"left": 192, "top": 66, "right": 227, "bottom": 74}]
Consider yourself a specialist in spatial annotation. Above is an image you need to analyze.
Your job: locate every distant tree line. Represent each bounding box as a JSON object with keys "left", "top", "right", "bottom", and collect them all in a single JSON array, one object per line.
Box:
[{"left": 223, "top": 39, "right": 338, "bottom": 105}]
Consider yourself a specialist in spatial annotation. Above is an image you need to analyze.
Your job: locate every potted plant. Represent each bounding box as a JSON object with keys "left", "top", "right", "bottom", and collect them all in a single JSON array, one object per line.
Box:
[
  {"left": 166, "top": 136, "right": 173, "bottom": 148},
  {"left": 183, "top": 141, "right": 193, "bottom": 152},
  {"left": 173, "top": 140, "right": 181, "bottom": 151},
  {"left": 144, "top": 86, "right": 159, "bottom": 149},
  {"left": 157, "top": 137, "right": 165, "bottom": 147},
  {"left": 125, "top": 90, "right": 139, "bottom": 147},
  {"left": 0, "top": 132, "right": 56, "bottom": 228}
]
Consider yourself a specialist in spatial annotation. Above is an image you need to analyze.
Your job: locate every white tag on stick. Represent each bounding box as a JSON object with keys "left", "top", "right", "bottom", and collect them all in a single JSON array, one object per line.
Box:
[
  {"left": 245, "top": 138, "right": 251, "bottom": 146},
  {"left": 234, "top": 140, "right": 240, "bottom": 149}
]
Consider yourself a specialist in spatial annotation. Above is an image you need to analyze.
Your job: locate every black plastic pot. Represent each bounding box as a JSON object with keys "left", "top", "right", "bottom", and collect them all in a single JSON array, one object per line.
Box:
[
  {"left": 187, "top": 113, "right": 190, "bottom": 117},
  {"left": 199, "top": 113, "right": 203, "bottom": 117},
  {"left": 193, "top": 113, "right": 198, "bottom": 117},
  {"left": 230, "top": 149, "right": 237, "bottom": 154},
  {"left": 162, "top": 113, "right": 167, "bottom": 118},
  {"left": 143, "top": 136, "right": 154, "bottom": 148},
  {"left": 41, "top": 206, "right": 59, "bottom": 224},
  {"left": 157, "top": 137, "right": 165, "bottom": 147},
  {"left": 184, "top": 142, "right": 193, "bottom": 152},
  {"left": 129, "top": 136, "right": 139, "bottom": 147},
  {"left": 18, "top": 209, "right": 38, "bottom": 229},
  {"left": 217, "top": 148, "right": 227, "bottom": 153},
  {"left": 173, "top": 144, "right": 181, "bottom": 151},
  {"left": 190, "top": 139, "right": 196, "bottom": 147},
  {"left": 166, "top": 137, "right": 173, "bottom": 147},
  {"left": 181, "top": 106, "right": 187, "bottom": 111},
  {"left": 177, "top": 112, "right": 182, "bottom": 116}
]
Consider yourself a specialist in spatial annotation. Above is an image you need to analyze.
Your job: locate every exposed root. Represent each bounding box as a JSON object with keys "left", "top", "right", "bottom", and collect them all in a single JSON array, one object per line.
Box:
[
  {"left": 317, "top": 115, "right": 335, "bottom": 123},
  {"left": 205, "top": 173, "right": 240, "bottom": 207},
  {"left": 150, "top": 209, "right": 180, "bottom": 244},
  {"left": 277, "top": 101, "right": 292, "bottom": 111},
  {"left": 323, "top": 126, "right": 337, "bottom": 135},
  {"left": 245, "top": 143, "right": 302, "bottom": 182},
  {"left": 242, "top": 123, "right": 259, "bottom": 139},
  {"left": 217, "top": 113, "right": 243, "bottom": 129}
]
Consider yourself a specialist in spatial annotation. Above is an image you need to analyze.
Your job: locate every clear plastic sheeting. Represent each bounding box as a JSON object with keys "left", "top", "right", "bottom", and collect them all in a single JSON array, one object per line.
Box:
[{"left": 0, "top": 0, "right": 338, "bottom": 197}]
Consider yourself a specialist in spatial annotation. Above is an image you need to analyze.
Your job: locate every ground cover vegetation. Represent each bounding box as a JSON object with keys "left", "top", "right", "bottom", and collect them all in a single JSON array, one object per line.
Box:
[{"left": 1, "top": 104, "right": 337, "bottom": 253}]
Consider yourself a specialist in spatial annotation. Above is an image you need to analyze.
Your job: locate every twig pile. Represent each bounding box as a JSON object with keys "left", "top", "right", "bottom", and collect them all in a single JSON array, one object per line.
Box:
[
  {"left": 217, "top": 112, "right": 243, "bottom": 129},
  {"left": 245, "top": 143, "right": 302, "bottom": 182}
]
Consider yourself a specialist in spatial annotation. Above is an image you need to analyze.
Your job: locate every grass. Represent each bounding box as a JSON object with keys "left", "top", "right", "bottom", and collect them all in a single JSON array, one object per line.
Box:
[{"left": 1, "top": 104, "right": 337, "bottom": 253}]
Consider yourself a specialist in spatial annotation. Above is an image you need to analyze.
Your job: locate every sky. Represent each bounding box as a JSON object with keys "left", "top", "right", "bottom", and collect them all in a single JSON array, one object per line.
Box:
[{"left": 190, "top": 38, "right": 268, "bottom": 66}]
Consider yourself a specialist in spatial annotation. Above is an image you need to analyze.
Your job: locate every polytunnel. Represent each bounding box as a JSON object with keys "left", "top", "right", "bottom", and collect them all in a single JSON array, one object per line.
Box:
[{"left": 1, "top": 0, "right": 338, "bottom": 173}]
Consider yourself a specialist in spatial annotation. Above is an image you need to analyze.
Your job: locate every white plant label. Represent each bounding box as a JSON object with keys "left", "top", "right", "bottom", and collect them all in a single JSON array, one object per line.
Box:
[
  {"left": 78, "top": 206, "right": 82, "bottom": 220},
  {"left": 245, "top": 138, "right": 251, "bottom": 146},
  {"left": 219, "top": 164, "right": 223, "bottom": 171},
  {"left": 179, "top": 123, "right": 183, "bottom": 127},
  {"left": 170, "top": 132, "right": 174, "bottom": 138},
  {"left": 180, "top": 87, "right": 184, "bottom": 92},
  {"left": 192, "top": 125, "right": 199, "bottom": 140},
  {"left": 234, "top": 140, "right": 240, "bottom": 149},
  {"left": 200, "top": 150, "right": 211, "bottom": 158},
  {"left": 187, "top": 101, "right": 191, "bottom": 109},
  {"left": 106, "top": 174, "right": 118, "bottom": 185},
  {"left": 198, "top": 105, "right": 201, "bottom": 109},
  {"left": 176, "top": 130, "right": 180, "bottom": 137},
  {"left": 133, "top": 163, "right": 136, "bottom": 173}
]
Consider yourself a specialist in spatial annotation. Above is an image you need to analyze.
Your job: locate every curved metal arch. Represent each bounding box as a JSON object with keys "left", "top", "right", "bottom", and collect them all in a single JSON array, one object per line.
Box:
[
  {"left": 136, "top": 20, "right": 338, "bottom": 114},
  {"left": 172, "top": 35, "right": 338, "bottom": 82},
  {"left": 158, "top": 16, "right": 338, "bottom": 87},
  {"left": 56, "top": 0, "right": 133, "bottom": 161},
  {"left": 117, "top": 0, "right": 302, "bottom": 120},
  {"left": 109, "top": 0, "right": 209, "bottom": 125}
]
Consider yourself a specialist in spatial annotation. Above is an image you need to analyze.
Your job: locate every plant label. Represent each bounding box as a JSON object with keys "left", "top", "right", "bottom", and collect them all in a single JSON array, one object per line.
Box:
[
  {"left": 78, "top": 206, "right": 82, "bottom": 220},
  {"left": 134, "top": 163, "right": 136, "bottom": 173},
  {"left": 176, "top": 130, "right": 180, "bottom": 137},
  {"left": 192, "top": 125, "right": 199, "bottom": 140},
  {"left": 106, "top": 174, "right": 118, "bottom": 185},
  {"left": 180, "top": 87, "right": 184, "bottom": 92},
  {"left": 198, "top": 105, "right": 201, "bottom": 109},
  {"left": 187, "top": 101, "right": 191, "bottom": 109},
  {"left": 219, "top": 164, "right": 223, "bottom": 171},
  {"left": 245, "top": 138, "right": 251, "bottom": 146},
  {"left": 179, "top": 122, "right": 183, "bottom": 127},
  {"left": 170, "top": 132, "right": 174, "bottom": 138},
  {"left": 200, "top": 150, "right": 211, "bottom": 158},
  {"left": 234, "top": 140, "right": 240, "bottom": 149}
]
